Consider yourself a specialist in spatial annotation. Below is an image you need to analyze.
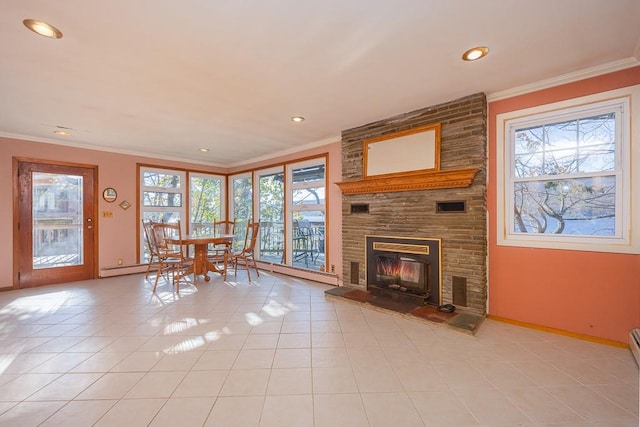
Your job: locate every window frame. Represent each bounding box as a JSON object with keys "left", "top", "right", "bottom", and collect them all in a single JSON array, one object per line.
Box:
[
  {"left": 285, "top": 158, "right": 327, "bottom": 267},
  {"left": 139, "top": 166, "right": 187, "bottom": 261},
  {"left": 189, "top": 171, "right": 226, "bottom": 233},
  {"left": 496, "top": 86, "right": 639, "bottom": 254}
]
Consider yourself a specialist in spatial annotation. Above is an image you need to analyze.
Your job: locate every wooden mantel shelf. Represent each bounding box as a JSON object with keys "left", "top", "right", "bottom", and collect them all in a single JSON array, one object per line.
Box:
[{"left": 336, "top": 167, "right": 479, "bottom": 195}]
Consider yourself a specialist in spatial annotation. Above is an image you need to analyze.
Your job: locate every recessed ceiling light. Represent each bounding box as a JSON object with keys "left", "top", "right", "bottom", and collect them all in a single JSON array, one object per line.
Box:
[
  {"left": 199, "top": 148, "right": 210, "bottom": 152},
  {"left": 53, "top": 130, "right": 70, "bottom": 136},
  {"left": 23, "top": 19, "right": 63, "bottom": 39},
  {"left": 462, "top": 46, "right": 489, "bottom": 61},
  {"left": 291, "top": 116, "right": 305, "bottom": 123}
]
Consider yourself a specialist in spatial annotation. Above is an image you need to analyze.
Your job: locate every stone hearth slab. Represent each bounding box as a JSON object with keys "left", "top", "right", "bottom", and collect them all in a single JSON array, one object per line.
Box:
[
  {"left": 447, "top": 312, "right": 485, "bottom": 334},
  {"left": 324, "top": 286, "right": 484, "bottom": 335},
  {"left": 342, "top": 289, "right": 375, "bottom": 303},
  {"left": 369, "top": 296, "right": 418, "bottom": 313},
  {"left": 411, "top": 305, "right": 456, "bottom": 324}
]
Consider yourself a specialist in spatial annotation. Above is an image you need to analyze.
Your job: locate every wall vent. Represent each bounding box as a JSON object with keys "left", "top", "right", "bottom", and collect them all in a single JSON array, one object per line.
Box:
[
  {"left": 452, "top": 276, "right": 467, "bottom": 306},
  {"left": 350, "top": 203, "right": 369, "bottom": 214},
  {"left": 350, "top": 262, "right": 359, "bottom": 285},
  {"left": 436, "top": 200, "right": 466, "bottom": 213}
]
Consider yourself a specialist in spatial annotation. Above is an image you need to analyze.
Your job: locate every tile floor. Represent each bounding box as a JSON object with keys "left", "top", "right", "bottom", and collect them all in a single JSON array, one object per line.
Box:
[{"left": 0, "top": 271, "right": 637, "bottom": 426}]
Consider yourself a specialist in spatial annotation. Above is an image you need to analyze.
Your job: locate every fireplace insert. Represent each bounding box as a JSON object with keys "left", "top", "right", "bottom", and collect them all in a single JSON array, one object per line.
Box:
[
  {"left": 366, "top": 235, "right": 441, "bottom": 305},
  {"left": 374, "top": 253, "right": 429, "bottom": 295}
]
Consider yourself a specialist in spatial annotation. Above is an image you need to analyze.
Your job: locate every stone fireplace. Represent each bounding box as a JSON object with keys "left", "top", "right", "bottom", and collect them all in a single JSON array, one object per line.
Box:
[{"left": 339, "top": 93, "right": 487, "bottom": 314}]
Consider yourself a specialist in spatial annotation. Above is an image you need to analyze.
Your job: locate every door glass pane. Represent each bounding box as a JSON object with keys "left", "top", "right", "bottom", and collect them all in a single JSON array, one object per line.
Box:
[
  {"left": 32, "top": 172, "right": 83, "bottom": 269},
  {"left": 288, "top": 159, "right": 326, "bottom": 271},
  {"left": 292, "top": 211, "right": 325, "bottom": 270},
  {"left": 258, "top": 170, "right": 284, "bottom": 263}
]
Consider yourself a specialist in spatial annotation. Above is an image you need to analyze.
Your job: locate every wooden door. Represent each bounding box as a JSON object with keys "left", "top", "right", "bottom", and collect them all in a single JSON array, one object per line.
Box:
[{"left": 15, "top": 159, "right": 98, "bottom": 287}]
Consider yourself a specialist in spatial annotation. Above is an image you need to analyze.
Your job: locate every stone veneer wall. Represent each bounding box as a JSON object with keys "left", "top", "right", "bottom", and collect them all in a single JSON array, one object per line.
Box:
[{"left": 341, "top": 93, "right": 487, "bottom": 314}]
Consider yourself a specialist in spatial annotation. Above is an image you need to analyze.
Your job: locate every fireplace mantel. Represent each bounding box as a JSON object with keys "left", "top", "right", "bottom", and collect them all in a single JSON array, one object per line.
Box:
[{"left": 336, "top": 167, "right": 478, "bottom": 195}]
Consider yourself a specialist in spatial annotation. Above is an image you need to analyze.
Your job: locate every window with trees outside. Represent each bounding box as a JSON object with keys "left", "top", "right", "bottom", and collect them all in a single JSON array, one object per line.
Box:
[
  {"left": 139, "top": 166, "right": 224, "bottom": 262},
  {"left": 229, "top": 156, "right": 327, "bottom": 271},
  {"left": 496, "top": 88, "right": 639, "bottom": 253}
]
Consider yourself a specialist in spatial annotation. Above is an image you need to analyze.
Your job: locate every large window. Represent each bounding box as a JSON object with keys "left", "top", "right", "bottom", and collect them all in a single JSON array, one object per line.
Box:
[
  {"left": 190, "top": 173, "right": 225, "bottom": 235},
  {"left": 496, "top": 87, "right": 639, "bottom": 253},
  {"left": 139, "top": 167, "right": 224, "bottom": 261},
  {"left": 140, "top": 167, "right": 185, "bottom": 225},
  {"left": 140, "top": 154, "right": 331, "bottom": 267}
]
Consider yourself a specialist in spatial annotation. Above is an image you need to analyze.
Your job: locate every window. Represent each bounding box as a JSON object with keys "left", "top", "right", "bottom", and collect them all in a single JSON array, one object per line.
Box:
[
  {"left": 496, "top": 87, "right": 640, "bottom": 253},
  {"left": 139, "top": 167, "right": 186, "bottom": 261},
  {"left": 190, "top": 173, "right": 225, "bottom": 235},
  {"left": 230, "top": 172, "right": 252, "bottom": 221},
  {"left": 230, "top": 172, "right": 253, "bottom": 251},
  {"left": 139, "top": 167, "right": 224, "bottom": 261}
]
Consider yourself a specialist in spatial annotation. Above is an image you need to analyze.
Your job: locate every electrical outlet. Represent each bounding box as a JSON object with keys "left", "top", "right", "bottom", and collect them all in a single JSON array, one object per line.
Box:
[
  {"left": 102, "top": 211, "right": 114, "bottom": 218},
  {"left": 117, "top": 258, "right": 123, "bottom": 266},
  {"left": 331, "top": 264, "right": 335, "bottom": 273}
]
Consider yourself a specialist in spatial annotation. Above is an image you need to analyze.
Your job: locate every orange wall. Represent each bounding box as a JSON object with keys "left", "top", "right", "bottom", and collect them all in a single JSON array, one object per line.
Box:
[
  {"left": 0, "top": 137, "right": 342, "bottom": 290},
  {"left": 487, "top": 67, "right": 640, "bottom": 343}
]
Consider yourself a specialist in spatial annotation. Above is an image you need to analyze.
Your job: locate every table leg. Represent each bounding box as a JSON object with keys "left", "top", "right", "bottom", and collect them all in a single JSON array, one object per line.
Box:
[
  {"left": 193, "top": 243, "right": 211, "bottom": 282},
  {"left": 193, "top": 242, "right": 228, "bottom": 281}
]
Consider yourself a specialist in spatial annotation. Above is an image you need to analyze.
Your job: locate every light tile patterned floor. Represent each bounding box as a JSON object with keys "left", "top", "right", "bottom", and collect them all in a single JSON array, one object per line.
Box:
[{"left": 0, "top": 271, "right": 637, "bottom": 426}]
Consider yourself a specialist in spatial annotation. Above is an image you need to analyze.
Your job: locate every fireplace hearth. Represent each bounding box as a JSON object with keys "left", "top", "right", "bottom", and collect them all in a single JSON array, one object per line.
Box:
[{"left": 366, "top": 235, "right": 441, "bottom": 306}]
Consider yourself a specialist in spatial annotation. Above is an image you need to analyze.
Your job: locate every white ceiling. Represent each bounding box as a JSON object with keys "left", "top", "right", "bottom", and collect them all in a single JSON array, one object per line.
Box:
[{"left": 1, "top": 1, "right": 639, "bottom": 167}]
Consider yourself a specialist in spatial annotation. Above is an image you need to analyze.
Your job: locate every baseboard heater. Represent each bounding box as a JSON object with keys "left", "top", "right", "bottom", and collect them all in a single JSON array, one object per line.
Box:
[
  {"left": 630, "top": 329, "right": 640, "bottom": 367},
  {"left": 256, "top": 262, "right": 339, "bottom": 286},
  {"left": 100, "top": 261, "right": 339, "bottom": 286},
  {"left": 100, "top": 263, "right": 148, "bottom": 278}
]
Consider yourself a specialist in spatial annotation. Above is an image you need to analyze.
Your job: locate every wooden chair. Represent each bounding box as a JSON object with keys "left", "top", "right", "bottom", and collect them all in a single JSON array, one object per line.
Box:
[
  {"left": 150, "top": 221, "right": 193, "bottom": 292},
  {"left": 141, "top": 219, "right": 159, "bottom": 279},
  {"left": 224, "top": 222, "right": 260, "bottom": 281},
  {"left": 208, "top": 220, "right": 235, "bottom": 263}
]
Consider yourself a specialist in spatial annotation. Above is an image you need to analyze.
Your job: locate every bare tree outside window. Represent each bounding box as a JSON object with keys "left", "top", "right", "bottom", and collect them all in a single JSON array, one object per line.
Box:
[{"left": 512, "top": 113, "right": 617, "bottom": 236}]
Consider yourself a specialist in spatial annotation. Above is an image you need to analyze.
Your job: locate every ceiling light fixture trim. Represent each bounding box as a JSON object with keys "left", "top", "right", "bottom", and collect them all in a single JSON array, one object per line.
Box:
[
  {"left": 462, "top": 46, "right": 489, "bottom": 61},
  {"left": 291, "top": 116, "right": 305, "bottom": 123},
  {"left": 23, "top": 19, "right": 63, "bottom": 39}
]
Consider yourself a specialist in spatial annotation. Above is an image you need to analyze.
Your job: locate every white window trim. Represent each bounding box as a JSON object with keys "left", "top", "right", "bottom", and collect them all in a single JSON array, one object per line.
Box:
[{"left": 495, "top": 85, "right": 640, "bottom": 254}]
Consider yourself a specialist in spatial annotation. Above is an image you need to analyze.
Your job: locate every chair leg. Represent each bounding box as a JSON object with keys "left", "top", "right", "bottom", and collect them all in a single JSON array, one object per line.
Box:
[
  {"left": 153, "top": 260, "right": 163, "bottom": 292},
  {"left": 251, "top": 256, "right": 260, "bottom": 277},
  {"left": 145, "top": 259, "right": 152, "bottom": 279},
  {"left": 244, "top": 257, "right": 251, "bottom": 281}
]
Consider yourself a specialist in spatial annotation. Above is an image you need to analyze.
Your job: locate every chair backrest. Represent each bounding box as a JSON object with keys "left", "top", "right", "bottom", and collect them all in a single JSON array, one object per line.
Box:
[
  {"left": 241, "top": 222, "right": 260, "bottom": 255},
  {"left": 142, "top": 220, "right": 158, "bottom": 256},
  {"left": 151, "top": 221, "right": 184, "bottom": 256},
  {"left": 191, "top": 222, "right": 214, "bottom": 235},
  {"left": 214, "top": 220, "right": 235, "bottom": 236}
]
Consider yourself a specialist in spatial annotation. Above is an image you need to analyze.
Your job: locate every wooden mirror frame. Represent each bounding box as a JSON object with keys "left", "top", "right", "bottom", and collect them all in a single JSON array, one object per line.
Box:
[{"left": 363, "top": 123, "right": 441, "bottom": 178}]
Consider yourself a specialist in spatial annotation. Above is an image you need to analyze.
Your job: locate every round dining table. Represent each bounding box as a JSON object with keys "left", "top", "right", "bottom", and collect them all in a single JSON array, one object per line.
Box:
[{"left": 168, "top": 234, "right": 234, "bottom": 281}]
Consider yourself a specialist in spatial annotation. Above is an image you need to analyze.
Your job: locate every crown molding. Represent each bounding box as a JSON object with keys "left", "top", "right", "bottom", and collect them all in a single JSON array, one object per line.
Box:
[
  {"left": 0, "top": 131, "right": 228, "bottom": 168},
  {"left": 487, "top": 58, "right": 640, "bottom": 102}
]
